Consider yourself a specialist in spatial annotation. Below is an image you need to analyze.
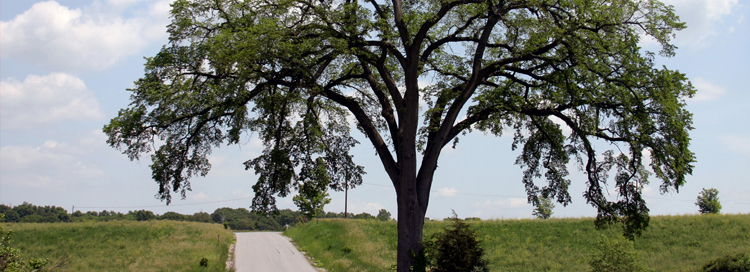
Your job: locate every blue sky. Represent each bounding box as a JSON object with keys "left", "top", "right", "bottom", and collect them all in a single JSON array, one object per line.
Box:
[{"left": 1, "top": 0, "right": 748, "bottom": 220}]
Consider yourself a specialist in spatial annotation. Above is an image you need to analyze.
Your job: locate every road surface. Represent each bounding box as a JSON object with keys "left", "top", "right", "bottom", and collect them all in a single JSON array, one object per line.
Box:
[{"left": 233, "top": 232, "right": 317, "bottom": 272}]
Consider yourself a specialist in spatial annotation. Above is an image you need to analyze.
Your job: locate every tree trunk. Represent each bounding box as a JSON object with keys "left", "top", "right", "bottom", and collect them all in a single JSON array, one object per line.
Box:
[
  {"left": 344, "top": 181, "right": 348, "bottom": 219},
  {"left": 396, "top": 179, "right": 427, "bottom": 272}
]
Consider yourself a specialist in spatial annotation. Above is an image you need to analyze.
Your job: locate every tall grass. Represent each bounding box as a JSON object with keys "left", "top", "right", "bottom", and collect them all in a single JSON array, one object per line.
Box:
[
  {"left": 284, "top": 214, "right": 750, "bottom": 272},
  {"left": 4, "top": 220, "right": 234, "bottom": 272}
]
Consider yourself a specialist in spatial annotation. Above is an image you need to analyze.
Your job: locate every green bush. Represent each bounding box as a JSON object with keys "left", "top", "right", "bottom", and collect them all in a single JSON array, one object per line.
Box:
[
  {"left": 589, "top": 236, "right": 651, "bottom": 272},
  {"left": 423, "top": 213, "right": 489, "bottom": 272},
  {"left": 702, "top": 253, "right": 750, "bottom": 272}
]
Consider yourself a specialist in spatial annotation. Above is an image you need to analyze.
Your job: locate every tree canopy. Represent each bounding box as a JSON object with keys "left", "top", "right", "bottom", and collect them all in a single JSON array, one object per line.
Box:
[{"left": 104, "top": 0, "right": 695, "bottom": 270}]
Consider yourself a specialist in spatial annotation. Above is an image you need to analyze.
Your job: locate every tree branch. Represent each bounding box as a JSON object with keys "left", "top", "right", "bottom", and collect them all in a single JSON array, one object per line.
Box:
[
  {"left": 320, "top": 88, "right": 400, "bottom": 184},
  {"left": 357, "top": 57, "right": 401, "bottom": 153}
]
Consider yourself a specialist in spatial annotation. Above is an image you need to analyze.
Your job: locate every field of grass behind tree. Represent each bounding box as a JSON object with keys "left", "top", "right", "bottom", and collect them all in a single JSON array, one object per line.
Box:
[
  {"left": 284, "top": 214, "right": 750, "bottom": 272},
  {"left": 4, "top": 220, "right": 234, "bottom": 271}
]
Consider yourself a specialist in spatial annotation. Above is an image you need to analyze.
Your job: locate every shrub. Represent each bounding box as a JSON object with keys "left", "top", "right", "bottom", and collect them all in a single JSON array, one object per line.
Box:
[
  {"left": 696, "top": 188, "right": 722, "bottom": 214},
  {"left": 589, "top": 236, "right": 651, "bottom": 272},
  {"left": 702, "top": 253, "right": 750, "bottom": 272},
  {"left": 423, "top": 212, "right": 489, "bottom": 272},
  {"left": 199, "top": 257, "right": 208, "bottom": 267}
]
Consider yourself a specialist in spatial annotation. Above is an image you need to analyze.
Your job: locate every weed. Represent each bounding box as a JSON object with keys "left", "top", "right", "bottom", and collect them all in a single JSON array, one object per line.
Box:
[{"left": 341, "top": 246, "right": 352, "bottom": 254}]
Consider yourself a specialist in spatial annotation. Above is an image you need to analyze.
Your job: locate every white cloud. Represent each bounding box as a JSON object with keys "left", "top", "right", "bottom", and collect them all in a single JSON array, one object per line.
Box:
[
  {"left": 689, "top": 77, "right": 726, "bottom": 102},
  {"left": 662, "top": 0, "right": 739, "bottom": 46},
  {"left": 106, "top": 0, "right": 145, "bottom": 8},
  {"left": 349, "top": 201, "right": 385, "bottom": 215},
  {"left": 79, "top": 129, "right": 110, "bottom": 148},
  {"left": 435, "top": 187, "right": 458, "bottom": 197},
  {"left": 0, "top": 0, "right": 171, "bottom": 70},
  {"left": 191, "top": 192, "right": 211, "bottom": 201},
  {"left": 230, "top": 189, "right": 254, "bottom": 198},
  {"left": 0, "top": 140, "right": 104, "bottom": 191},
  {"left": 475, "top": 198, "right": 528, "bottom": 210},
  {"left": 0, "top": 73, "right": 103, "bottom": 129},
  {"left": 721, "top": 135, "right": 750, "bottom": 155}
]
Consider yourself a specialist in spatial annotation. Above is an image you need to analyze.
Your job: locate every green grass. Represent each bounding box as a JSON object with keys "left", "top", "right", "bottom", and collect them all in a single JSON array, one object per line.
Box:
[
  {"left": 284, "top": 214, "right": 750, "bottom": 272},
  {"left": 3, "top": 220, "right": 235, "bottom": 272}
]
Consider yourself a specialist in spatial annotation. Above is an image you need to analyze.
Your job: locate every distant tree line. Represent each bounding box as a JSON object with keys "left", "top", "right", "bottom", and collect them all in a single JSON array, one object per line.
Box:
[{"left": 0, "top": 202, "right": 391, "bottom": 231}]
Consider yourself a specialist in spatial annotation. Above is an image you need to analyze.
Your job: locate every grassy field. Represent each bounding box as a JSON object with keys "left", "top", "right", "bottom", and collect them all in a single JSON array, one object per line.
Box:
[
  {"left": 284, "top": 214, "right": 750, "bottom": 272},
  {"left": 3, "top": 220, "right": 235, "bottom": 271}
]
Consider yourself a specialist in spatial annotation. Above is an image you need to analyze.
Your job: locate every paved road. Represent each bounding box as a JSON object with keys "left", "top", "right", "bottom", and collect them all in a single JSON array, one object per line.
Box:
[{"left": 234, "top": 232, "right": 317, "bottom": 272}]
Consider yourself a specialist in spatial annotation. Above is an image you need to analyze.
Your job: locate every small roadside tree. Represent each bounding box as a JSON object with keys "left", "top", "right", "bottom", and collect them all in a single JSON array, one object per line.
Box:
[
  {"left": 695, "top": 188, "right": 721, "bottom": 214},
  {"left": 533, "top": 196, "right": 555, "bottom": 220},
  {"left": 293, "top": 158, "right": 332, "bottom": 222}
]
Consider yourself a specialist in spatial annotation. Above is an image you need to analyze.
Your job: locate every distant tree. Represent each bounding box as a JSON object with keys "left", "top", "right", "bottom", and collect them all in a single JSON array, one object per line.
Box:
[
  {"left": 377, "top": 209, "right": 392, "bottom": 221},
  {"left": 160, "top": 211, "right": 187, "bottom": 221},
  {"left": 293, "top": 158, "right": 332, "bottom": 222},
  {"left": 1, "top": 205, "right": 20, "bottom": 223},
  {"left": 13, "top": 202, "right": 35, "bottom": 218},
  {"left": 71, "top": 210, "right": 84, "bottom": 218},
  {"left": 533, "top": 197, "right": 555, "bottom": 219},
  {"left": 133, "top": 210, "right": 157, "bottom": 221},
  {"left": 19, "top": 214, "right": 45, "bottom": 223},
  {"left": 352, "top": 212, "right": 376, "bottom": 220},
  {"left": 695, "top": 188, "right": 721, "bottom": 214},
  {"left": 103, "top": 0, "right": 697, "bottom": 269},
  {"left": 189, "top": 212, "right": 212, "bottom": 223}
]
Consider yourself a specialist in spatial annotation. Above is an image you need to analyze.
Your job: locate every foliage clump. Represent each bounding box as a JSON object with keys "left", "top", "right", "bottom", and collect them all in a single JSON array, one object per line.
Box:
[
  {"left": 589, "top": 236, "right": 651, "bottom": 272},
  {"left": 701, "top": 253, "right": 750, "bottom": 272},
  {"left": 696, "top": 188, "right": 722, "bottom": 214},
  {"left": 422, "top": 213, "right": 489, "bottom": 272}
]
